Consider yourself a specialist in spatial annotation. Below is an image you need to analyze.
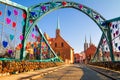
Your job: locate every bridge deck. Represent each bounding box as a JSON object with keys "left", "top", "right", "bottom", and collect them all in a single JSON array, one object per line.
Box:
[{"left": 1, "top": 64, "right": 119, "bottom": 80}]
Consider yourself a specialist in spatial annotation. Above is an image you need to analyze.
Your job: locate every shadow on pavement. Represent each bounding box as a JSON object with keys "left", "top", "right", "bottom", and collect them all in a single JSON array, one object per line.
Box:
[{"left": 79, "top": 64, "right": 111, "bottom": 80}]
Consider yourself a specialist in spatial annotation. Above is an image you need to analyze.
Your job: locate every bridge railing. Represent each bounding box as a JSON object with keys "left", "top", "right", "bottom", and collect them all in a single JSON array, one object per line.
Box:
[
  {"left": 0, "top": 0, "right": 27, "bottom": 60},
  {"left": 89, "top": 61, "right": 120, "bottom": 71},
  {"left": 0, "top": 60, "right": 64, "bottom": 75},
  {"left": 0, "top": 0, "right": 62, "bottom": 62},
  {"left": 92, "top": 17, "right": 120, "bottom": 62}
]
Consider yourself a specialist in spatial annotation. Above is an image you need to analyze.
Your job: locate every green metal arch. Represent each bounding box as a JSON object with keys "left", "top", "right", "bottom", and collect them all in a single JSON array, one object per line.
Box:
[
  {"left": 26, "top": 1, "right": 106, "bottom": 39},
  {"left": 24, "top": 1, "right": 114, "bottom": 61}
]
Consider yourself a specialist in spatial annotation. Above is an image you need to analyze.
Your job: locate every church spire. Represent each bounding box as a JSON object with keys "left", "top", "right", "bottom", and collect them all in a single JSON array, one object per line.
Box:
[
  {"left": 56, "top": 17, "right": 60, "bottom": 37},
  {"left": 57, "top": 17, "right": 60, "bottom": 30},
  {"left": 84, "top": 35, "right": 88, "bottom": 51},
  {"left": 85, "top": 35, "right": 87, "bottom": 43},
  {"left": 89, "top": 35, "right": 92, "bottom": 46},
  {"left": 90, "top": 35, "right": 92, "bottom": 43}
]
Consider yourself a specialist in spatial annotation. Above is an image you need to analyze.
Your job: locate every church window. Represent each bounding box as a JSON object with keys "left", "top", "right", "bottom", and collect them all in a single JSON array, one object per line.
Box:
[
  {"left": 61, "top": 42, "right": 64, "bottom": 47},
  {"left": 55, "top": 43, "right": 57, "bottom": 47}
]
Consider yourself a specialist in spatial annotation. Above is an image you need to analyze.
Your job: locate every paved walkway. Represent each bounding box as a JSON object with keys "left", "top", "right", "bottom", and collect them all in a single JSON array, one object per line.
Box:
[
  {"left": 37, "top": 64, "right": 83, "bottom": 80},
  {"left": 0, "top": 64, "right": 119, "bottom": 80},
  {"left": 88, "top": 65, "right": 120, "bottom": 80},
  {"left": 36, "top": 64, "right": 112, "bottom": 80}
]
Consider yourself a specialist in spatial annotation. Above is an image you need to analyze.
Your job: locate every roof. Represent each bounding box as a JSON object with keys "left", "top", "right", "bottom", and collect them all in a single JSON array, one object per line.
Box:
[
  {"left": 55, "top": 35, "right": 74, "bottom": 50},
  {"left": 74, "top": 54, "right": 81, "bottom": 58},
  {"left": 44, "top": 31, "right": 74, "bottom": 49},
  {"left": 44, "top": 32, "right": 55, "bottom": 44},
  {"left": 44, "top": 33, "right": 74, "bottom": 50}
]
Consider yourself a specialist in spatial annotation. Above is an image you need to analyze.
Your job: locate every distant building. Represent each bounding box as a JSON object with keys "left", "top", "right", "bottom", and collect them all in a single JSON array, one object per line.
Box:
[
  {"left": 84, "top": 36, "right": 97, "bottom": 63},
  {"left": 74, "top": 52, "right": 85, "bottom": 63},
  {"left": 74, "top": 53, "right": 81, "bottom": 63},
  {"left": 84, "top": 36, "right": 120, "bottom": 62},
  {"left": 85, "top": 44, "right": 96, "bottom": 63},
  {"left": 44, "top": 18, "right": 74, "bottom": 64}
]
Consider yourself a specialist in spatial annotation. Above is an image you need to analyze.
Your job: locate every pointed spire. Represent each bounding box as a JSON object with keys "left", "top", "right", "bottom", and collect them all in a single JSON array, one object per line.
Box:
[
  {"left": 57, "top": 16, "right": 60, "bottom": 30},
  {"left": 56, "top": 17, "right": 60, "bottom": 37},
  {"left": 85, "top": 35, "right": 87, "bottom": 43},
  {"left": 84, "top": 35, "right": 88, "bottom": 51},
  {"left": 90, "top": 35, "right": 92, "bottom": 44},
  {"left": 90, "top": 35, "right": 92, "bottom": 46}
]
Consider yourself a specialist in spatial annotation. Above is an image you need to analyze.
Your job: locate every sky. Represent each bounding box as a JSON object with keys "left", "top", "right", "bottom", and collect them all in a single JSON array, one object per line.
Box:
[{"left": 11, "top": 0, "right": 120, "bottom": 53}]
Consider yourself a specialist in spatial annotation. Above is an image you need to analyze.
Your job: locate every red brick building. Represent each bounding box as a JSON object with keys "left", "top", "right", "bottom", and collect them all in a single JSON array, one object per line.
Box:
[
  {"left": 85, "top": 44, "right": 96, "bottom": 63},
  {"left": 74, "top": 52, "right": 85, "bottom": 63},
  {"left": 44, "top": 18, "right": 74, "bottom": 64}
]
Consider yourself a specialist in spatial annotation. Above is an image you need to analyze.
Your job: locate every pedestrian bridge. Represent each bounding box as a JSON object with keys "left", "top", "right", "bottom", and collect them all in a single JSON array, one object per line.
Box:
[{"left": 0, "top": 0, "right": 120, "bottom": 77}]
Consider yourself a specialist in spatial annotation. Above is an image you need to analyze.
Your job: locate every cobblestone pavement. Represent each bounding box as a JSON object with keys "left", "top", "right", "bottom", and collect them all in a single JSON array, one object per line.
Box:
[{"left": 37, "top": 64, "right": 112, "bottom": 80}]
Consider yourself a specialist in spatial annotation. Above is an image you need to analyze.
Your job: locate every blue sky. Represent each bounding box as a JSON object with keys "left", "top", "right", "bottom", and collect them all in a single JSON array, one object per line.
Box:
[{"left": 11, "top": 0, "right": 120, "bottom": 53}]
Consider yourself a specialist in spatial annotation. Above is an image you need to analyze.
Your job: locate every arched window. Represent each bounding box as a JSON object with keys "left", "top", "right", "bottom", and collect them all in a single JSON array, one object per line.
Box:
[
  {"left": 61, "top": 42, "right": 64, "bottom": 47},
  {"left": 55, "top": 43, "right": 57, "bottom": 47}
]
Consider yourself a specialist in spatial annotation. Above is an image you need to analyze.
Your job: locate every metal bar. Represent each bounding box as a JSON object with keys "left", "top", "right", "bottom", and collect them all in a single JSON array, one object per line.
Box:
[
  {"left": 40, "top": 36, "right": 43, "bottom": 60},
  {"left": 105, "top": 16, "right": 120, "bottom": 22},
  {"left": 0, "top": 0, "right": 28, "bottom": 11},
  {"left": 20, "top": 11, "right": 29, "bottom": 60},
  {"left": 107, "top": 24, "right": 115, "bottom": 62},
  {"left": 36, "top": 25, "right": 58, "bottom": 58},
  {"left": 92, "top": 34, "right": 104, "bottom": 62}
]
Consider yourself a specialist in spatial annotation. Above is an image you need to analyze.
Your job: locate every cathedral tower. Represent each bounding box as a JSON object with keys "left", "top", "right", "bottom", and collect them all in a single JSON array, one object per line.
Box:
[
  {"left": 89, "top": 35, "right": 92, "bottom": 46},
  {"left": 84, "top": 36, "right": 88, "bottom": 51}
]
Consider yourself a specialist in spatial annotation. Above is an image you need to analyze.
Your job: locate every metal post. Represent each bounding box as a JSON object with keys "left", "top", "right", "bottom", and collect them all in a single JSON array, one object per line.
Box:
[
  {"left": 106, "top": 22, "right": 115, "bottom": 62},
  {"left": 40, "top": 36, "right": 43, "bottom": 60},
  {"left": 47, "top": 47, "right": 50, "bottom": 59},
  {"left": 20, "top": 10, "right": 29, "bottom": 60},
  {"left": 101, "top": 45, "right": 105, "bottom": 62},
  {"left": 92, "top": 34, "right": 104, "bottom": 62}
]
